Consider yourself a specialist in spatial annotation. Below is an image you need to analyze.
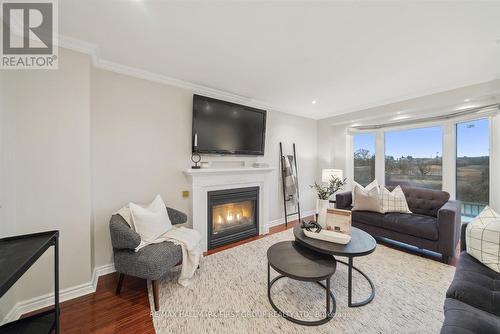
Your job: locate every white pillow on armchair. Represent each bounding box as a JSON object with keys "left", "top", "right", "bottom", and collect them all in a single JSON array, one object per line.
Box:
[{"left": 129, "top": 194, "right": 172, "bottom": 244}]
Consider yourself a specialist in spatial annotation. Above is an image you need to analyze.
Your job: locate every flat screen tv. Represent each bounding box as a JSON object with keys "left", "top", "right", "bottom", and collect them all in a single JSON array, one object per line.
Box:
[{"left": 192, "top": 95, "right": 267, "bottom": 155}]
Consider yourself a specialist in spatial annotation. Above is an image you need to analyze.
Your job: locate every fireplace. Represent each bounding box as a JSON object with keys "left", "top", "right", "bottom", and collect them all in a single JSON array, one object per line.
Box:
[{"left": 207, "top": 186, "right": 259, "bottom": 250}]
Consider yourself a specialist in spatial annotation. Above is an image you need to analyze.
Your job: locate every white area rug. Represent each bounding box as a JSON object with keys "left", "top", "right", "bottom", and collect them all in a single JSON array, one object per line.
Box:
[{"left": 148, "top": 228, "right": 455, "bottom": 334}]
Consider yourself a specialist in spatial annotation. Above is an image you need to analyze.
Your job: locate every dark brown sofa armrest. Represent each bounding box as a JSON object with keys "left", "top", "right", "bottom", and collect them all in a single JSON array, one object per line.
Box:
[
  {"left": 437, "top": 200, "right": 462, "bottom": 257},
  {"left": 336, "top": 191, "right": 352, "bottom": 209},
  {"left": 460, "top": 222, "right": 469, "bottom": 252}
]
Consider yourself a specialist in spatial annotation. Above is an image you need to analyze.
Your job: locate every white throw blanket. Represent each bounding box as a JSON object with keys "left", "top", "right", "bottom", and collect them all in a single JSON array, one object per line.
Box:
[
  {"left": 115, "top": 207, "right": 202, "bottom": 286},
  {"left": 162, "top": 227, "right": 202, "bottom": 286}
]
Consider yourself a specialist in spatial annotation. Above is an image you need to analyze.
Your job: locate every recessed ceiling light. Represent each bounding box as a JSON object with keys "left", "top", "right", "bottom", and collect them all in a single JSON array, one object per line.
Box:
[
  {"left": 464, "top": 98, "right": 471, "bottom": 102},
  {"left": 312, "top": 100, "right": 317, "bottom": 105},
  {"left": 396, "top": 111, "right": 401, "bottom": 115}
]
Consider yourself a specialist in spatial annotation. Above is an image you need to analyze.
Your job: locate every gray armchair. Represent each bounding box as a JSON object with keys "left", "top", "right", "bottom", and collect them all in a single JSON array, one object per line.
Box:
[{"left": 109, "top": 207, "right": 187, "bottom": 311}]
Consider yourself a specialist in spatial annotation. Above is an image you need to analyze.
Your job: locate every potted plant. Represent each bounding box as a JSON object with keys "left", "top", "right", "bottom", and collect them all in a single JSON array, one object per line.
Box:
[{"left": 310, "top": 176, "right": 347, "bottom": 227}]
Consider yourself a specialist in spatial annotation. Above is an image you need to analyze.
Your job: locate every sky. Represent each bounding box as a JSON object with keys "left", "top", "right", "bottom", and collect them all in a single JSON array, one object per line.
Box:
[{"left": 354, "top": 119, "right": 489, "bottom": 159}]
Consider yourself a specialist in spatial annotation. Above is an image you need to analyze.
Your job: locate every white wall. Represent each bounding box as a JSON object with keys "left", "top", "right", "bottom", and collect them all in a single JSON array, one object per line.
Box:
[
  {"left": 0, "top": 49, "right": 93, "bottom": 319},
  {"left": 0, "top": 71, "right": 18, "bottom": 321},
  {"left": 91, "top": 68, "right": 318, "bottom": 267},
  {"left": 91, "top": 69, "right": 193, "bottom": 267}
]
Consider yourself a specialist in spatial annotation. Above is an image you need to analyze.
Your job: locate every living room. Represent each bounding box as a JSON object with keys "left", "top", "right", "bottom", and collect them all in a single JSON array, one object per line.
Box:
[{"left": 0, "top": 1, "right": 499, "bottom": 333}]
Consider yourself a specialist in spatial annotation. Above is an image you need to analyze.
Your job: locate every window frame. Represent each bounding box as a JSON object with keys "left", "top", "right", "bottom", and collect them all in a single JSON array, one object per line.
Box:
[
  {"left": 352, "top": 132, "right": 377, "bottom": 187},
  {"left": 455, "top": 118, "right": 491, "bottom": 216},
  {"left": 348, "top": 114, "right": 495, "bottom": 207}
]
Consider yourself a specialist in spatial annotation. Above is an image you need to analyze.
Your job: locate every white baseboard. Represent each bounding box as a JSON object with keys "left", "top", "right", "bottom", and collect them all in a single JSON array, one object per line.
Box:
[
  {"left": 266, "top": 210, "right": 316, "bottom": 230},
  {"left": 1, "top": 263, "right": 116, "bottom": 325}
]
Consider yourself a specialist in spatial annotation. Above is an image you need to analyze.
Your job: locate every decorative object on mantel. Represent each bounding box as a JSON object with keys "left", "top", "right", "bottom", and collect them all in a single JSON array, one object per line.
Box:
[
  {"left": 310, "top": 172, "right": 347, "bottom": 227},
  {"left": 191, "top": 152, "right": 201, "bottom": 169},
  {"left": 279, "top": 142, "right": 301, "bottom": 227},
  {"left": 191, "top": 133, "right": 202, "bottom": 169}
]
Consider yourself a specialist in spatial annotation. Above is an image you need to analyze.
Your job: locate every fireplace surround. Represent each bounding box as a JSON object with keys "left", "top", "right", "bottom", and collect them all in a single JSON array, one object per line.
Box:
[
  {"left": 207, "top": 187, "right": 259, "bottom": 250},
  {"left": 184, "top": 167, "right": 274, "bottom": 252}
]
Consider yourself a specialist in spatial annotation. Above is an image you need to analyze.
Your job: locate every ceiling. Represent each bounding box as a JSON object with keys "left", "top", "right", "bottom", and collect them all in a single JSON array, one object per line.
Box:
[{"left": 60, "top": 1, "right": 500, "bottom": 120}]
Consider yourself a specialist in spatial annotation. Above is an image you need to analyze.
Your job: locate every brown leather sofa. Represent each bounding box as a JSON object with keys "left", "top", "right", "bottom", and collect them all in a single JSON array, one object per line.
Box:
[{"left": 336, "top": 186, "right": 461, "bottom": 262}]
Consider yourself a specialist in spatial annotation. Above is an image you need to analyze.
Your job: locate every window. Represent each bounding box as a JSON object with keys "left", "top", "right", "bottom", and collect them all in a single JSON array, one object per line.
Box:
[
  {"left": 353, "top": 133, "right": 376, "bottom": 186},
  {"left": 385, "top": 126, "right": 443, "bottom": 190},
  {"left": 456, "top": 119, "right": 489, "bottom": 217}
]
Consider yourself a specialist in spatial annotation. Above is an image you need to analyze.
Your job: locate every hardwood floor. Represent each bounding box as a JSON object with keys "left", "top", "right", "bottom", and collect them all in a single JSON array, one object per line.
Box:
[
  {"left": 21, "top": 216, "right": 309, "bottom": 333},
  {"left": 22, "top": 215, "right": 458, "bottom": 333}
]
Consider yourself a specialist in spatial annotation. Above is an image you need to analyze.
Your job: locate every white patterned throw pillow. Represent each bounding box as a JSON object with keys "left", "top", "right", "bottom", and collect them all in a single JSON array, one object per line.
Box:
[
  {"left": 380, "top": 186, "right": 412, "bottom": 214},
  {"left": 466, "top": 207, "right": 500, "bottom": 273}
]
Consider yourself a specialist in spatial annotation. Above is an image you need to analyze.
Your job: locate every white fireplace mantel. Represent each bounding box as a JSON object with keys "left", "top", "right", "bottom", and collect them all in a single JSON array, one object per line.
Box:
[{"left": 184, "top": 167, "right": 274, "bottom": 252}]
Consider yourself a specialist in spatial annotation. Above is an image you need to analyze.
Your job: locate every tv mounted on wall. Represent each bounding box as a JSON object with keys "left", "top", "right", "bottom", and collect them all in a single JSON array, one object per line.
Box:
[{"left": 192, "top": 95, "right": 267, "bottom": 155}]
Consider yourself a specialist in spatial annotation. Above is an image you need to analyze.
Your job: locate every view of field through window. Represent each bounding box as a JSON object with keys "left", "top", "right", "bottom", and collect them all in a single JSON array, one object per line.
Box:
[
  {"left": 353, "top": 133, "right": 376, "bottom": 186},
  {"left": 456, "top": 119, "right": 489, "bottom": 217},
  {"left": 385, "top": 127, "right": 443, "bottom": 190}
]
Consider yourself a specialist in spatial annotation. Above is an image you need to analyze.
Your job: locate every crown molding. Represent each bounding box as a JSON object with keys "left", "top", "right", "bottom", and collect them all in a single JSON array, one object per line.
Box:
[
  {"left": 56, "top": 35, "right": 500, "bottom": 121},
  {"left": 57, "top": 35, "right": 99, "bottom": 65},
  {"left": 56, "top": 35, "right": 287, "bottom": 116}
]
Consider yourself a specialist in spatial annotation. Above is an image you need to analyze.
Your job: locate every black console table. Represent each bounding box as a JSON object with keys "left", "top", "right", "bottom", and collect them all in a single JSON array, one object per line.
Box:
[{"left": 0, "top": 231, "right": 59, "bottom": 334}]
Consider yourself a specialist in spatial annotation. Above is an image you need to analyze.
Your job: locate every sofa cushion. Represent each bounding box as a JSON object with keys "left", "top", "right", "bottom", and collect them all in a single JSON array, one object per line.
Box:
[
  {"left": 441, "top": 298, "right": 500, "bottom": 334},
  {"left": 352, "top": 210, "right": 385, "bottom": 228},
  {"left": 352, "top": 186, "right": 383, "bottom": 213},
  {"left": 383, "top": 213, "right": 439, "bottom": 241},
  {"left": 352, "top": 179, "right": 379, "bottom": 207},
  {"left": 400, "top": 186, "right": 449, "bottom": 217},
  {"left": 380, "top": 185, "right": 412, "bottom": 214},
  {"left": 446, "top": 252, "right": 500, "bottom": 317}
]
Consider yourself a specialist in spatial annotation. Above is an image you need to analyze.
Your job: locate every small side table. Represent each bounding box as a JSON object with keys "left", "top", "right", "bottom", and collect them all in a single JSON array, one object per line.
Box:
[
  {"left": 0, "top": 231, "right": 60, "bottom": 334},
  {"left": 267, "top": 241, "right": 337, "bottom": 326}
]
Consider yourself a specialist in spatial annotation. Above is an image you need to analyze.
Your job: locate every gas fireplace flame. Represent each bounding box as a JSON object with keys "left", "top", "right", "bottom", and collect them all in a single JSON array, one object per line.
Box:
[{"left": 212, "top": 201, "right": 254, "bottom": 231}]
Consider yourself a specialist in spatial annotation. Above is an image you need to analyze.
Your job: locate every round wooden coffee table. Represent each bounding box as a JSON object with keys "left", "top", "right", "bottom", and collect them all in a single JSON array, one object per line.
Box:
[
  {"left": 294, "top": 226, "right": 376, "bottom": 307},
  {"left": 267, "top": 241, "right": 337, "bottom": 326}
]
